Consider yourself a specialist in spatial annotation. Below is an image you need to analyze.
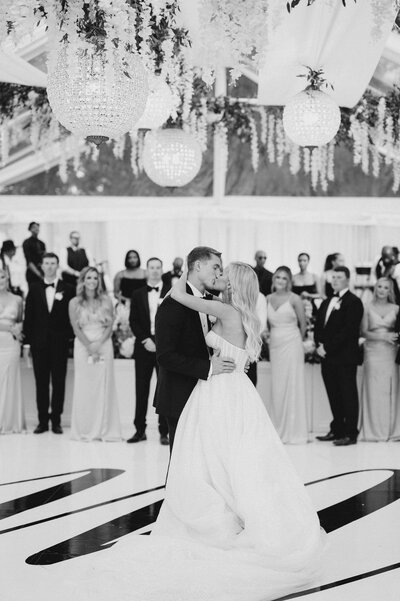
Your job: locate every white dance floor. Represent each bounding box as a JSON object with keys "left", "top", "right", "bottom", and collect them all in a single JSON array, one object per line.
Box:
[{"left": 1, "top": 423, "right": 400, "bottom": 601}]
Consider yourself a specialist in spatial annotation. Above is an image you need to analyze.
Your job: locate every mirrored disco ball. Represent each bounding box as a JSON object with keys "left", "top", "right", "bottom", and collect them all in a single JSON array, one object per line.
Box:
[
  {"left": 47, "top": 49, "right": 149, "bottom": 145},
  {"left": 135, "top": 77, "right": 176, "bottom": 130},
  {"left": 283, "top": 89, "right": 341, "bottom": 147},
  {"left": 142, "top": 128, "right": 202, "bottom": 187}
]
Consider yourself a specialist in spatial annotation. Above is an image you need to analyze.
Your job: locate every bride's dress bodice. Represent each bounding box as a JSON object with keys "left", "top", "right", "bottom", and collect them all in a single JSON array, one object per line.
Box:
[{"left": 205, "top": 330, "right": 248, "bottom": 373}]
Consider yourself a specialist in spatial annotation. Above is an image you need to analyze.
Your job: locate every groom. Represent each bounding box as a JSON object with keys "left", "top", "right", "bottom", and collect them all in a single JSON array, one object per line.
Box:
[{"left": 154, "top": 246, "right": 236, "bottom": 450}]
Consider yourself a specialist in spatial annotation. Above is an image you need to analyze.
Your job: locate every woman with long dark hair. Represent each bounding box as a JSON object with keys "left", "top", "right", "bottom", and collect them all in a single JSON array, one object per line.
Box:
[
  {"left": 113, "top": 250, "right": 147, "bottom": 303},
  {"left": 69, "top": 267, "right": 121, "bottom": 441}
]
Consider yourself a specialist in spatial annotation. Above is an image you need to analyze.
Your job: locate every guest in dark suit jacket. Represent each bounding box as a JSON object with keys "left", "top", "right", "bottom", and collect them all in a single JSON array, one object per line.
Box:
[
  {"left": 161, "top": 257, "right": 184, "bottom": 292},
  {"left": 128, "top": 257, "right": 169, "bottom": 445},
  {"left": 314, "top": 266, "right": 363, "bottom": 446},
  {"left": 154, "top": 246, "right": 236, "bottom": 450},
  {"left": 253, "top": 250, "right": 273, "bottom": 297},
  {"left": 23, "top": 252, "right": 75, "bottom": 434}
]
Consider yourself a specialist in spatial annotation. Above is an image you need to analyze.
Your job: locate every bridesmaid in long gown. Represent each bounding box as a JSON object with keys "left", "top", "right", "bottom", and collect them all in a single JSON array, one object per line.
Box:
[
  {"left": 360, "top": 277, "right": 400, "bottom": 441},
  {"left": 267, "top": 266, "right": 309, "bottom": 444},
  {"left": 0, "top": 268, "right": 25, "bottom": 433},
  {"left": 69, "top": 267, "right": 122, "bottom": 441}
]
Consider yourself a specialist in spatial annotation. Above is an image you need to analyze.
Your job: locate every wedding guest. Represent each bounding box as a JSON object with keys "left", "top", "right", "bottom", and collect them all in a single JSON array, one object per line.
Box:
[
  {"left": 22, "top": 222, "right": 46, "bottom": 287},
  {"left": 292, "top": 253, "right": 320, "bottom": 299},
  {"left": 23, "top": 252, "right": 75, "bottom": 434},
  {"left": 127, "top": 258, "right": 169, "bottom": 445},
  {"left": 253, "top": 250, "right": 273, "bottom": 296},
  {"left": 113, "top": 250, "right": 147, "bottom": 304},
  {"left": 320, "top": 252, "right": 345, "bottom": 298},
  {"left": 60, "top": 231, "right": 93, "bottom": 288},
  {"left": 69, "top": 267, "right": 122, "bottom": 442},
  {"left": 375, "top": 246, "right": 400, "bottom": 305},
  {"left": 162, "top": 257, "right": 184, "bottom": 291},
  {"left": 0, "top": 268, "right": 25, "bottom": 433},
  {"left": 315, "top": 266, "right": 363, "bottom": 446},
  {"left": 360, "top": 278, "right": 400, "bottom": 441},
  {"left": 266, "top": 266, "right": 308, "bottom": 444},
  {"left": 0, "top": 240, "right": 26, "bottom": 297}
]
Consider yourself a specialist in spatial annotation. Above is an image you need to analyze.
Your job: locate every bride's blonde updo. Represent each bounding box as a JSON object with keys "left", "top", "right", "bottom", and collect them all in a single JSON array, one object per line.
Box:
[
  {"left": 75, "top": 267, "right": 112, "bottom": 324},
  {"left": 224, "top": 262, "right": 261, "bottom": 362}
]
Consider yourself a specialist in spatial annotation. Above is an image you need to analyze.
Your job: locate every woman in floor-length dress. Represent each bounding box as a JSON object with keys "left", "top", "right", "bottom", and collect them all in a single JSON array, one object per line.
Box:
[
  {"left": 48, "top": 262, "right": 324, "bottom": 601},
  {"left": 69, "top": 267, "right": 121, "bottom": 442},
  {"left": 0, "top": 268, "right": 25, "bottom": 433},
  {"left": 267, "top": 266, "right": 309, "bottom": 444},
  {"left": 360, "top": 277, "right": 400, "bottom": 441}
]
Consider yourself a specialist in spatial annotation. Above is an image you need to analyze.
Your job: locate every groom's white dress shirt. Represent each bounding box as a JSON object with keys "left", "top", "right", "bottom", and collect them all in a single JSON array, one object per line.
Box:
[{"left": 187, "top": 281, "right": 209, "bottom": 338}]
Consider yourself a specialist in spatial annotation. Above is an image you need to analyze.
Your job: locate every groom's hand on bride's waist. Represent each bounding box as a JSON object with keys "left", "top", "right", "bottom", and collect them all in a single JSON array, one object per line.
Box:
[{"left": 211, "top": 350, "right": 236, "bottom": 375}]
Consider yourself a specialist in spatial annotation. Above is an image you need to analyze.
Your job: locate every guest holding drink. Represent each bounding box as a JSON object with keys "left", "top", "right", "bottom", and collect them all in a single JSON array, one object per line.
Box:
[
  {"left": 360, "top": 277, "right": 400, "bottom": 441},
  {"left": 69, "top": 267, "right": 122, "bottom": 441},
  {"left": 267, "top": 266, "right": 308, "bottom": 444},
  {"left": 0, "top": 268, "right": 25, "bottom": 433}
]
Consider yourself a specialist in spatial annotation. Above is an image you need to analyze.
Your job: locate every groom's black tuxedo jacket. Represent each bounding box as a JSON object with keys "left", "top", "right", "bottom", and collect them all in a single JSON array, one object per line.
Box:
[
  {"left": 129, "top": 283, "right": 169, "bottom": 359},
  {"left": 154, "top": 284, "right": 210, "bottom": 420},
  {"left": 23, "top": 280, "right": 75, "bottom": 349},
  {"left": 314, "top": 290, "right": 363, "bottom": 365}
]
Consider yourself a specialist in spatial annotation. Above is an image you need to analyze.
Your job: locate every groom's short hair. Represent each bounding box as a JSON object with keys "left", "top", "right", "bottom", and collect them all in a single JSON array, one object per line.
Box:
[{"left": 187, "top": 246, "right": 222, "bottom": 272}]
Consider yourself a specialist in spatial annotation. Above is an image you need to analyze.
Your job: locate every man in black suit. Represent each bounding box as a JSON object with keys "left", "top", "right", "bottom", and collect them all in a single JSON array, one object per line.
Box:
[
  {"left": 161, "top": 257, "right": 183, "bottom": 292},
  {"left": 128, "top": 257, "right": 169, "bottom": 445},
  {"left": 314, "top": 266, "right": 363, "bottom": 446},
  {"left": 22, "top": 221, "right": 46, "bottom": 287},
  {"left": 23, "top": 252, "right": 75, "bottom": 434},
  {"left": 253, "top": 250, "right": 273, "bottom": 297},
  {"left": 154, "top": 246, "right": 236, "bottom": 450}
]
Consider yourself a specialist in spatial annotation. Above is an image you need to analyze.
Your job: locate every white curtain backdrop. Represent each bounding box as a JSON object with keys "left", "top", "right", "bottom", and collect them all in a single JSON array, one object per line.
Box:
[{"left": 1, "top": 196, "right": 400, "bottom": 280}]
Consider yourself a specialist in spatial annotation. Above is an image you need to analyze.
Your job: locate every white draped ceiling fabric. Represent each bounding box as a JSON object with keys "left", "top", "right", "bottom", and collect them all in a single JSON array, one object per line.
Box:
[
  {"left": 0, "top": 196, "right": 399, "bottom": 282},
  {"left": 258, "top": 1, "right": 396, "bottom": 107}
]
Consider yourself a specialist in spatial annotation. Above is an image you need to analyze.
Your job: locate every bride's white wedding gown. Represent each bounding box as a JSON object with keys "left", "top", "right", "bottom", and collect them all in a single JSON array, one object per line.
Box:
[{"left": 45, "top": 331, "right": 324, "bottom": 601}]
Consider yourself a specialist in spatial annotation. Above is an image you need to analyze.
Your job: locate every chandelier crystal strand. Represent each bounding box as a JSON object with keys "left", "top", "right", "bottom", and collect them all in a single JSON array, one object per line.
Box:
[
  {"left": 142, "top": 128, "right": 202, "bottom": 187},
  {"left": 283, "top": 88, "right": 341, "bottom": 147}
]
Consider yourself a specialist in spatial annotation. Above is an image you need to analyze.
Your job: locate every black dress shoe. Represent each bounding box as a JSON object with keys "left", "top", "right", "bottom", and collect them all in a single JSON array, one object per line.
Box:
[
  {"left": 316, "top": 432, "right": 338, "bottom": 441},
  {"left": 160, "top": 435, "right": 169, "bottom": 446},
  {"left": 33, "top": 424, "right": 49, "bottom": 434},
  {"left": 126, "top": 432, "right": 147, "bottom": 443},
  {"left": 333, "top": 437, "right": 357, "bottom": 446},
  {"left": 52, "top": 424, "right": 63, "bottom": 434}
]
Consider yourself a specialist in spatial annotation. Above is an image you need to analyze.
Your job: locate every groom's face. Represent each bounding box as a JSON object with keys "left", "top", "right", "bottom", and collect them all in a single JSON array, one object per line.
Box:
[{"left": 197, "top": 254, "right": 222, "bottom": 289}]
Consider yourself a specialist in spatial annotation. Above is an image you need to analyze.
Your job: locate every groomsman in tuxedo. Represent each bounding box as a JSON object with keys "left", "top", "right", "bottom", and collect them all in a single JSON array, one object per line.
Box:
[
  {"left": 314, "top": 266, "right": 363, "bottom": 446},
  {"left": 23, "top": 253, "right": 75, "bottom": 434},
  {"left": 127, "top": 257, "right": 169, "bottom": 445}
]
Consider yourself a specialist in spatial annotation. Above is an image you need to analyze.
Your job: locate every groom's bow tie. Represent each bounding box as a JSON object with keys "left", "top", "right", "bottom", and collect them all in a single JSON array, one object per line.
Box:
[
  {"left": 44, "top": 282, "right": 55, "bottom": 288},
  {"left": 203, "top": 292, "right": 213, "bottom": 300},
  {"left": 147, "top": 285, "right": 160, "bottom": 292}
]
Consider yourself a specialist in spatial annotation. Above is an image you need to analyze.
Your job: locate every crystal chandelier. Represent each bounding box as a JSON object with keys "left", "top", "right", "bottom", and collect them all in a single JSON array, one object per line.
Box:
[
  {"left": 282, "top": 89, "right": 341, "bottom": 147},
  {"left": 142, "top": 128, "right": 202, "bottom": 187},
  {"left": 47, "top": 48, "right": 149, "bottom": 145},
  {"left": 135, "top": 77, "right": 177, "bottom": 130}
]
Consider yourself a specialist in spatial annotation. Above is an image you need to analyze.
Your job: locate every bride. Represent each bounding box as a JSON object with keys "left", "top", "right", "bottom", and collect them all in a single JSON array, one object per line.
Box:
[{"left": 47, "top": 262, "right": 324, "bottom": 601}]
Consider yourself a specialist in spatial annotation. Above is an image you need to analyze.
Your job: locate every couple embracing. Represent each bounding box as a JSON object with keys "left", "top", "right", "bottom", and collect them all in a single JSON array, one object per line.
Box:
[{"left": 56, "top": 246, "right": 325, "bottom": 601}]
